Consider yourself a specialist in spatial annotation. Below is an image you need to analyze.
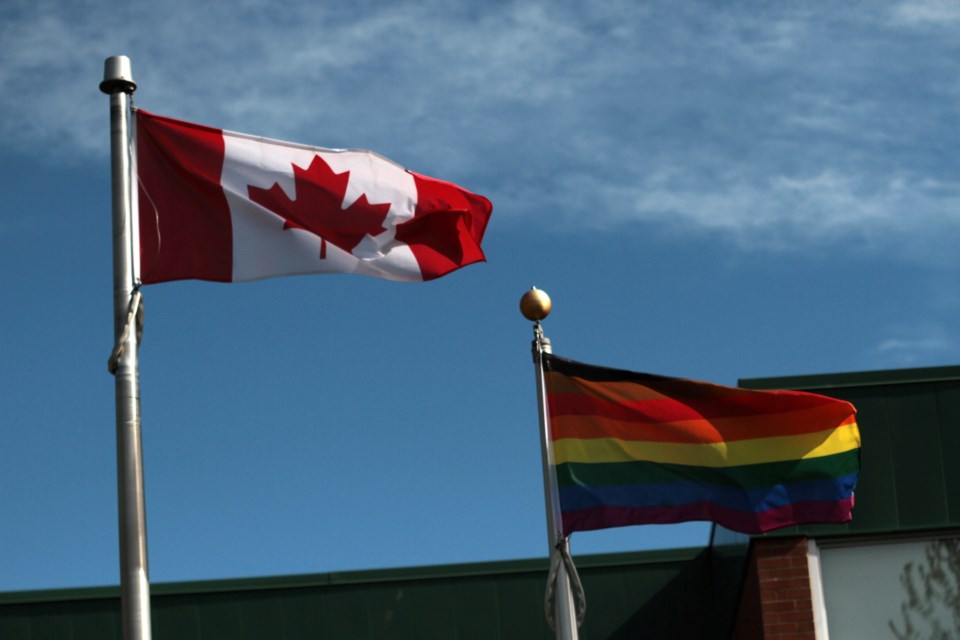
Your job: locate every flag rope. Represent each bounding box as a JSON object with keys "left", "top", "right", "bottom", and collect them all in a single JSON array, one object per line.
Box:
[
  {"left": 107, "top": 289, "right": 143, "bottom": 374},
  {"left": 544, "top": 535, "right": 586, "bottom": 630}
]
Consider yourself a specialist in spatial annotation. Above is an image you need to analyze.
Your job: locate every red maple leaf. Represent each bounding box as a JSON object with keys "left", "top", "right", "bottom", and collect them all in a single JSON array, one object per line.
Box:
[{"left": 247, "top": 155, "right": 392, "bottom": 258}]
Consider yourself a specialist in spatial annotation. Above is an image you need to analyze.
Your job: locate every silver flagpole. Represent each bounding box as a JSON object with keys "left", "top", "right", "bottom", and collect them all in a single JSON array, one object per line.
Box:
[
  {"left": 521, "top": 288, "right": 579, "bottom": 640},
  {"left": 101, "top": 55, "right": 152, "bottom": 640}
]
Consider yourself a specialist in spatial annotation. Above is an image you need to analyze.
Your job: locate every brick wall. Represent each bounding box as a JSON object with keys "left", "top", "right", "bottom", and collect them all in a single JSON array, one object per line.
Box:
[{"left": 732, "top": 537, "right": 818, "bottom": 639}]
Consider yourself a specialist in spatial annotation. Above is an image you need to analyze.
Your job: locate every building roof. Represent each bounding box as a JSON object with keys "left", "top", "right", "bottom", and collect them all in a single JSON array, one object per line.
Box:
[{"left": 0, "top": 547, "right": 734, "bottom": 639}]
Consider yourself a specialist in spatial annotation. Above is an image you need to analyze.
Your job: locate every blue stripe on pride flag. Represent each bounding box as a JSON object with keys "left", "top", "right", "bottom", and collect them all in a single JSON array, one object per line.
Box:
[{"left": 557, "top": 472, "right": 858, "bottom": 515}]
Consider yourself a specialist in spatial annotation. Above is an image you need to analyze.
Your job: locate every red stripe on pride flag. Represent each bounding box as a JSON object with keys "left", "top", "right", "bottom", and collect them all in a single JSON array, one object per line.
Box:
[
  {"left": 547, "top": 385, "right": 848, "bottom": 420},
  {"left": 549, "top": 413, "right": 858, "bottom": 445},
  {"left": 136, "top": 110, "right": 233, "bottom": 284},
  {"left": 548, "top": 394, "right": 857, "bottom": 444}
]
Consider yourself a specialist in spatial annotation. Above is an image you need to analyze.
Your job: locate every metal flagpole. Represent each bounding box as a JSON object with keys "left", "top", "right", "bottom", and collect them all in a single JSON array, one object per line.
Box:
[
  {"left": 521, "top": 288, "right": 579, "bottom": 640},
  {"left": 101, "top": 55, "right": 152, "bottom": 640}
]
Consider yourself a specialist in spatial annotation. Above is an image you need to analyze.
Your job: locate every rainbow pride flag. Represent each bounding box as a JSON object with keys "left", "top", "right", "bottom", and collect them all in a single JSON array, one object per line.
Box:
[{"left": 543, "top": 354, "right": 860, "bottom": 535}]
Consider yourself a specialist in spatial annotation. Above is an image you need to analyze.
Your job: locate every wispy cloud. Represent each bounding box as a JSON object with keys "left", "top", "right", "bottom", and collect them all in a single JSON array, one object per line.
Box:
[
  {"left": 3, "top": 0, "right": 959, "bottom": 260},
  {"left": 890, "top": 0, "right": 960, "bottom": 26},
  {"left": 873, "top": 330, "right": 958, "bottom": 367}
]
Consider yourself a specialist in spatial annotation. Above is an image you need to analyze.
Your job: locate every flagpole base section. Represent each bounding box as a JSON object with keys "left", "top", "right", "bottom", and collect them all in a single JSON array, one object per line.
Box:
[
  {"left": 100, "top": 55, "right": 137, "bottom": 94},
  {"left": 546, "top": 537, "right": 584, "bottom": 638}
]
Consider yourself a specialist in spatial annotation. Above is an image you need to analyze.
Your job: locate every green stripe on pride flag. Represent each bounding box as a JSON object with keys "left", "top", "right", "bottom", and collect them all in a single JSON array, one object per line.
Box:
[{"left": 554, "top": 449, "right": 860, "bottom": 490}]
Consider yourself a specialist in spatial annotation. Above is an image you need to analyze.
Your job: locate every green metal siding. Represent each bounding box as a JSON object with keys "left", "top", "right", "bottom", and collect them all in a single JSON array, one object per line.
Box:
[{"left": 0, "top": 548, "right": 726, "bottom": 640}]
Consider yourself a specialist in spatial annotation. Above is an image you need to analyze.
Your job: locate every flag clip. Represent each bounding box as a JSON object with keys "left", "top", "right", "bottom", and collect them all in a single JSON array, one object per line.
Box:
[
  {"left": 108, "top": 289, "right": 144, "bottom": 374},
  {"left": 544, "top": 534, "right": 586, "bottom": 630}
]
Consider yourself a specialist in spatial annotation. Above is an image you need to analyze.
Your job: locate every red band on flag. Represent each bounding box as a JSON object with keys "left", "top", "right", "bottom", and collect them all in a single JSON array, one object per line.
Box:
[
  {"left": 134, "top": 110, "right": 491, "bottom": 284},
  {"left": 136, "top": 112, "right": 232, "bottom": 283}
]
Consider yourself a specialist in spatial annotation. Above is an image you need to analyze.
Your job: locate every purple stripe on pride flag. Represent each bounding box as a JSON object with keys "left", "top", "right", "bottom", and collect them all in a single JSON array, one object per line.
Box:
[{"left": 561, "top": 496, "right": 856, "bottom": 535}]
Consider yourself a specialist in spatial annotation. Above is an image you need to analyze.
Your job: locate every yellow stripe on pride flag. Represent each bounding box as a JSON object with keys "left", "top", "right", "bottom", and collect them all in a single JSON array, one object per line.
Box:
[{"left": 552, "top": 421, "right": 861, "bottom": 467}]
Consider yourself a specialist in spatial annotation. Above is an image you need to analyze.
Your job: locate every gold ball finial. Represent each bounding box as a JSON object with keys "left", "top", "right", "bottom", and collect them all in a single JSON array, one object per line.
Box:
[{"left": 520, "top": 287, "right": 552, "bottom": 321}]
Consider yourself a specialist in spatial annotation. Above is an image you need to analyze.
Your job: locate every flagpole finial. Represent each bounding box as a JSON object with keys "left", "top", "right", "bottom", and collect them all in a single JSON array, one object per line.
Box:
[
  {"left": 520, "top": 286, "right": 552, "bottom": 322},
  {"left": 100, "top": 55, "right": 136, "bottom": 94}
]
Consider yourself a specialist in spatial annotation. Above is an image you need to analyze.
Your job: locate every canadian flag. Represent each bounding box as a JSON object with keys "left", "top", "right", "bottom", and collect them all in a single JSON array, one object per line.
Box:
[{"left": 134, "top": 110, "right": 491, "bottom": 284}]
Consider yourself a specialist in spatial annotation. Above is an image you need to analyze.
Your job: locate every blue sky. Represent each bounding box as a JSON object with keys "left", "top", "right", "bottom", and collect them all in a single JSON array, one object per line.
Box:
[{"left": 2, "top": 0, "right": 959, "bottom": 593}]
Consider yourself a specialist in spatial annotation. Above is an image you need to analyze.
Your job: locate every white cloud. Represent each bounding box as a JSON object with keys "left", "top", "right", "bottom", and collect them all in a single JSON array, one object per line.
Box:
[
  {"left": 877, "top": 337, "right": 951, "bottom": 353},
  {"left": 3, "top": 0, "right": 959, "bottom": 261},
  {"left": 873, "top": 329, "right": 958, "bottom": 367},
  {"left": 890, "top": 0, "right": 960, "bottom": 26},
  {"left": 516, "top": 163, "right": 960, "bottom": 263}
]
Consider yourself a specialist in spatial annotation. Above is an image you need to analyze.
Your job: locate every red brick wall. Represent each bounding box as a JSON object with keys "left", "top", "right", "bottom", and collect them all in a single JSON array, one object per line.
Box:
[{"left": 732, "top": 537, "right": 818, "bottom": 639}]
